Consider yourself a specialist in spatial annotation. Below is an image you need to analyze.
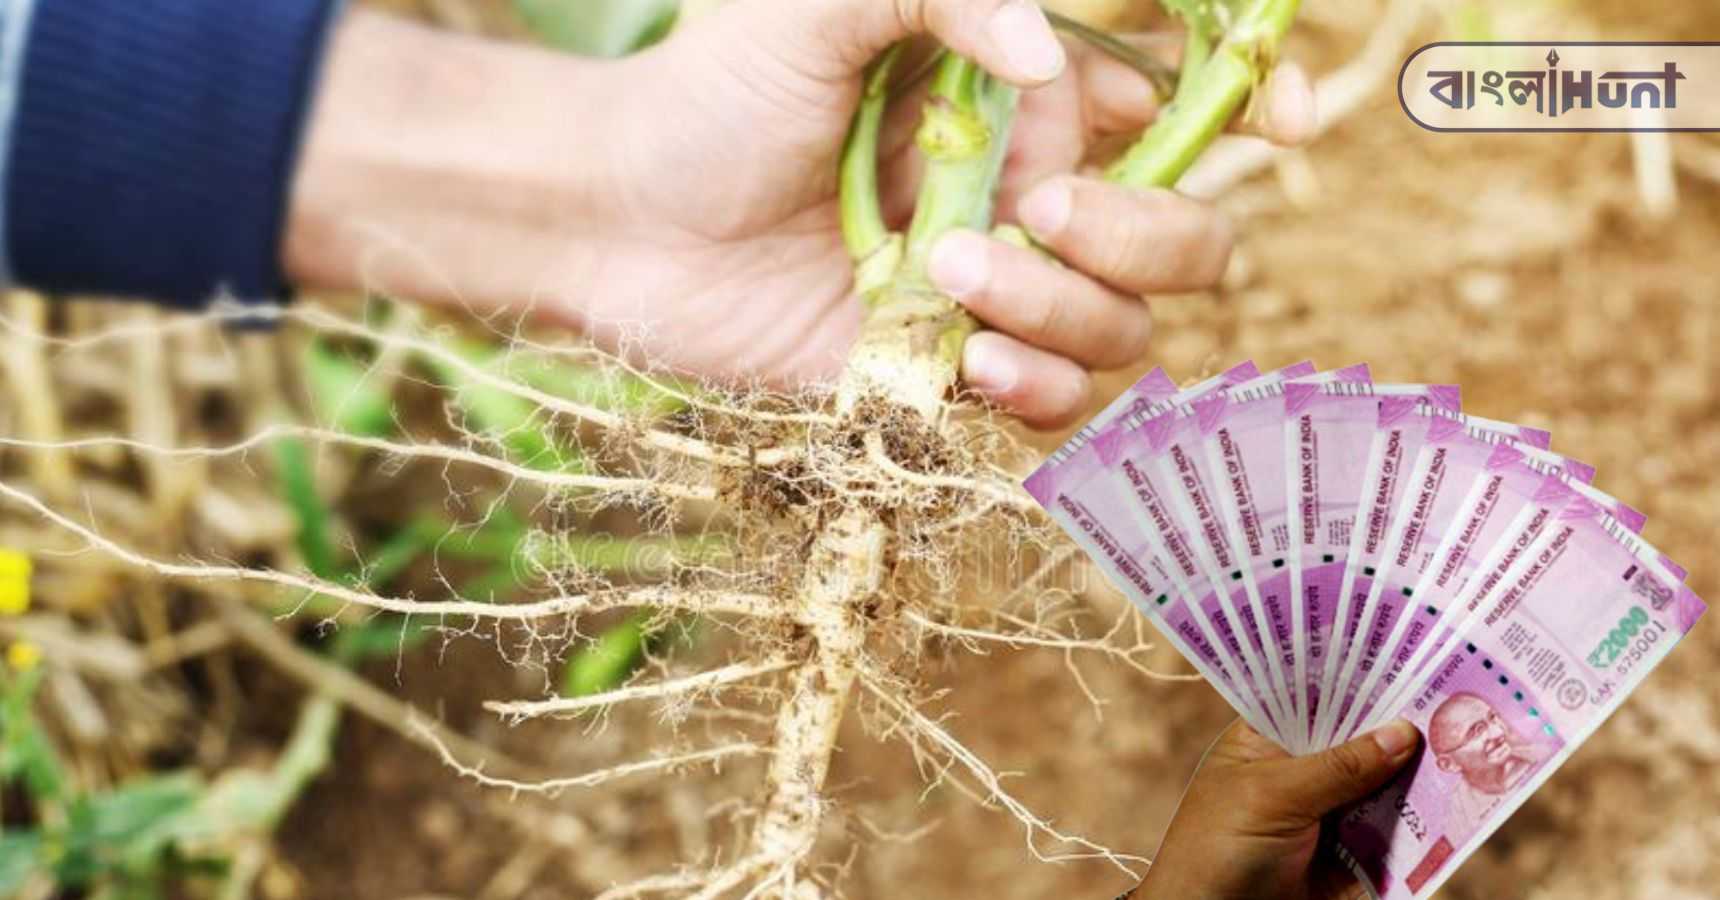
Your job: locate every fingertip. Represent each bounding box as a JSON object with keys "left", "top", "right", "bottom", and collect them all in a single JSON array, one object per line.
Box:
[
  {"left": 1066, "top": 364, "right": 1095, "bottom": 415},
  {"left": 1265, "top": 60, "right": 1318, "bottom": 146},
  {"left": 984, "top": 0, "right": 1067, "bottom": 86},
  {"left": 1369, "top": 719, "right": 1421, "bottom": 764},
  {"left": 928, "top": 229, "right": 992, "bottom": 300},
  {"left": 1023, "top": 366, "right": 1093, "bottom": 429},
  {"left": 1023, "top": 178, "right": 1231, "bottom": 295},
  {"left": 943, "top": 237, "right": 1153, "bottom": 370},
  {"left": 1018, "top": 176, "right": 1075, "bottom": 242},
  {"left": 1203, "top": 208, "right": 1238, "bottom": 284},
  {"left": 1080, "top": 49, "right": 1161, "bottom": 135},
  {"left": 962, "top": 332, "right": 1090, "bottom": 429},
  {"left": 963, "top": 331, "right": 1024, "bottom": 397}
]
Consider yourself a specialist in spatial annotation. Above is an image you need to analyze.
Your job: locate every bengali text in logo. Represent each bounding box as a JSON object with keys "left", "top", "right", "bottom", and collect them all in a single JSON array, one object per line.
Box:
[{"left": 1400, "top": 42, "right": 1720, "bottom": 132}]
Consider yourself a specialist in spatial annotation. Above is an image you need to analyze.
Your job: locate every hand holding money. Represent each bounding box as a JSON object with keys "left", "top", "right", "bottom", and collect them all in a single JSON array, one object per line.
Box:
[
  {"left": 1031, "top": 361, "right": 1707, "bottom": 898},
  {"left": 1123, "top": 719, "right": 1419, "bottom": 900}
]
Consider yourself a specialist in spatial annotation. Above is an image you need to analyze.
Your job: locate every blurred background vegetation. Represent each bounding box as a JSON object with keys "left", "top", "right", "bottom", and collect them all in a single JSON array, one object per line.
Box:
[{"left": 1, "top": 0, "right": 1717, "bottom": 898}]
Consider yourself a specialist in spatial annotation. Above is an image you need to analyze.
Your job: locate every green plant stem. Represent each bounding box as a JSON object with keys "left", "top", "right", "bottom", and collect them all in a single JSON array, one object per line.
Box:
[
  {"left": 840, "top": 46, "right": 902, "bottom": 266},
  {"left": 245, "top": 695, "right": 340, "bottom": 831},
  {"left": 1177, "top": 26, "right": 1213, "bottom": 102},
  {"left": 901, "top": 57, "right": 1019, "bottom": 279},
  {"left": 1106, "top": 0, "right": 1301, "bottom": 189},
  {"left": 837, "top": 54, "right": 1018, "bottom": 417}
]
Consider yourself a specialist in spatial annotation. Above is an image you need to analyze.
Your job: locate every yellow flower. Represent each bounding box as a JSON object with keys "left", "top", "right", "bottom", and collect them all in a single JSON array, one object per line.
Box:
[
  {"left": 6, "top": 640, "right": 41, "bottom": 673},
  {"left": 0, "top": 549, "right": 29, "bottom": 616}
]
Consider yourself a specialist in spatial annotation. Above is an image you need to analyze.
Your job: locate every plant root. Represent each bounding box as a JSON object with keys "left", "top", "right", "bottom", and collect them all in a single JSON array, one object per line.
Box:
[{"left": 0, "top": 303, "right": 1170, "bottom": 898}]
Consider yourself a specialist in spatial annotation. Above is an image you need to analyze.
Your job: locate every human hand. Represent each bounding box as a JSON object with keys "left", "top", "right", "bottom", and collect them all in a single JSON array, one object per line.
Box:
[
  {"left": 1125, "top": 719, "right": 1421, "bottom": 900},
  {"left": 287, "top": 3, "right": 1315, "bottom": 428},
  {"left": 584, "top": 0, "right": 1316, "bottom": 427}
]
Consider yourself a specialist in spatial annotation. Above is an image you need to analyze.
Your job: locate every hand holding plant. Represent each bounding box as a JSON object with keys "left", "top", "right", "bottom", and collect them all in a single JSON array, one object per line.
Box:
[
  {"left": 0, "top": 1, "right": 1328, "bottom": 894},
  {"left": 287, "top": 0, "right": 1315, "bottom": 427}
]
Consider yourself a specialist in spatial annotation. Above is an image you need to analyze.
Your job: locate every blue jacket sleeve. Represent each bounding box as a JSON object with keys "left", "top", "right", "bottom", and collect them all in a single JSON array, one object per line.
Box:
[{"left": 0, "top": 0, "right": 342, "bottom": 307}]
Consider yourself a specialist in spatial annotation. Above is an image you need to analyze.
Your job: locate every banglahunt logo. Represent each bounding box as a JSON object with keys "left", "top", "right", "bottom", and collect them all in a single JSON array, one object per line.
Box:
[{"left": 1399, "top": 42, "right": 1720, "bottom": 132}]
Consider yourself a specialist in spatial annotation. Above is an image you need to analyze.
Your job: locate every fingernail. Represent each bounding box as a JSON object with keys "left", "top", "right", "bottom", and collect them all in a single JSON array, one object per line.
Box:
[
  {"left": 929, "top": 231, "right": 990, "bottom": 300},
  {"left": 1371, "top": 720, "right": 1419, "bottom": 759},
  {"left": 988, "top": 0, "right": 1066, "bottom": 83},
  {"left": 963, "top": 338, "right": 1020, "bottom": 395},
  {"left": 1018, "top": 180, "right": 1072, "bottom": 240}
]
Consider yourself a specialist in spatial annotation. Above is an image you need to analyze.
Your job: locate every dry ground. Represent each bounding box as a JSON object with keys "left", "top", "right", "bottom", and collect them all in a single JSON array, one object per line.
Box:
[
  {"left": 283, "top": 1, "right": 1720, "bottom": 895},
  {"left": 2, "top": 1, "right": 1717, "bottom": 899}
]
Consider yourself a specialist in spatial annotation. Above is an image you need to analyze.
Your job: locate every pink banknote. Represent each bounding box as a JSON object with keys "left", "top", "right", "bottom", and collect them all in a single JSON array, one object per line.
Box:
[
  {"left": 1084, "top": 361, "right": 1337, "bottom": 741},
  {"left": 1041, "top": 366, "right": 1183, "bottom": 472},
  {"left": 1025, "top": 362, "right": 1278, "bottom": 738},
  {"left": 1187, "top": 363, "right": 1373, "bottom": 749},
  {"left": 1334, "top": 501, "right": 1704, "bottom": 899},
  {"left": 1292, "top": 384, "right": 1462, "bottom": 740},
  {"left": 1123, "top": 366, "right": 1325, "bottom": 735},
  {"left": 1028, "top": 362, "right": 1704, "bottom": 897},
  {"left": 1032, "top": 362, "right": 1252, "bottom": 526},
  {"left": 1327, "top": 419, "right": 1596, "bottom": 743},
  {"left": 1028, "top": 361, "right": 1326, "bottom": 743},
  {"left": 1359, "top": 473, "right": 1646, "bottom": 735},
  {"left": 1316, "top": 408, "right": 1565, "bottom": 744}
]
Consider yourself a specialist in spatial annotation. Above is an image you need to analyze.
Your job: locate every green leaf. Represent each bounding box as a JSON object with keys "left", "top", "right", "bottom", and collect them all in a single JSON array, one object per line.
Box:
[
  {"left": 562, "top": 613, "right": 650, "bottom": 697},
  {"left": 514, "top": 0, "right": 679, "bottom": 56},
  {"left": 514, "top": 353, "right": 691, "bottom": 420},
  {"left": 1, "top": 669, "right": 65, "bottom": 805},
  {"left": 457, "top": 564, "right": 523, "bottom": 603},
  {"left": 0, "top": 831, "right": 44, "bottom": 893},
  {"left": 96, "top": 875, "right": 174, "bottom": 900},
  {"left": 24, "top": 696, "right": 342, "bottom": 894},
  {"left": 73, "top": 775, "right": 202, "bottom": 848},
  {"left": 184, "top": 697, "right": 339, "bottom": 836},
  {"left": 422, "top": 340, "right": 583, "bottom": 474},
  {"left": 57, "top": 774, "right": 203, "bottom": 883},
  {"left": 354, "top": 522, "right": 436, "bottom": 589},
  {"left": 303, "top": 341, "right": 396, "bottom": 437},
  {"left": 407, "top": 512, "right": 528, "bottom": 563},
  {"left": 272, "top": 438, "right": 341, "bottom": 581},
  {"left": 330, "top": 619, "right": 434, "bottom": 662},
  {"left": 182, "top": 772, "right": 283, "bottom": 840}
]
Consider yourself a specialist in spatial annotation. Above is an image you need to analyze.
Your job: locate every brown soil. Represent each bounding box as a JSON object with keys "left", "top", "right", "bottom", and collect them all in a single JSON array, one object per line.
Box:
[
  {"left": 6, "top": 2, "right": 1719, "bottom": 899},
  {"left": 289, "top": 1, "right": 1720, "bottom": 896}
]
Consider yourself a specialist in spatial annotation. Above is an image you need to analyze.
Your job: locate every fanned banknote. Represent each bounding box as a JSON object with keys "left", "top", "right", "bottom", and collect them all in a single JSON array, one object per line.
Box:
[{"left": 1025, "top": 362, "right": 1706, "bottom": 899}]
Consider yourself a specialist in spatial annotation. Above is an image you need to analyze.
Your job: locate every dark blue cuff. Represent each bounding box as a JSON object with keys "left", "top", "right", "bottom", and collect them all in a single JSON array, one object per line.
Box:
[{"left": 5, "top": 0, "right": 341, "bottom": 307}]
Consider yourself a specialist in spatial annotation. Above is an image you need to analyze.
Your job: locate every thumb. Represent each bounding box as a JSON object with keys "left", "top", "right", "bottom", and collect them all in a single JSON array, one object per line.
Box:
[
  {"left": 1262, "top": 720, "right": 1421, "bottom": 818},
  {"left": 759, "top": 0, "right": 1068, "bottom": 87}
]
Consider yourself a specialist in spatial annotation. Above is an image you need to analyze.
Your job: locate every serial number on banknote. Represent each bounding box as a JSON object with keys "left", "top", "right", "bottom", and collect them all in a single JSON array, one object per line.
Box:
[{"left": 1587, "top": 606, "right": 1668, "bottom": 675}]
